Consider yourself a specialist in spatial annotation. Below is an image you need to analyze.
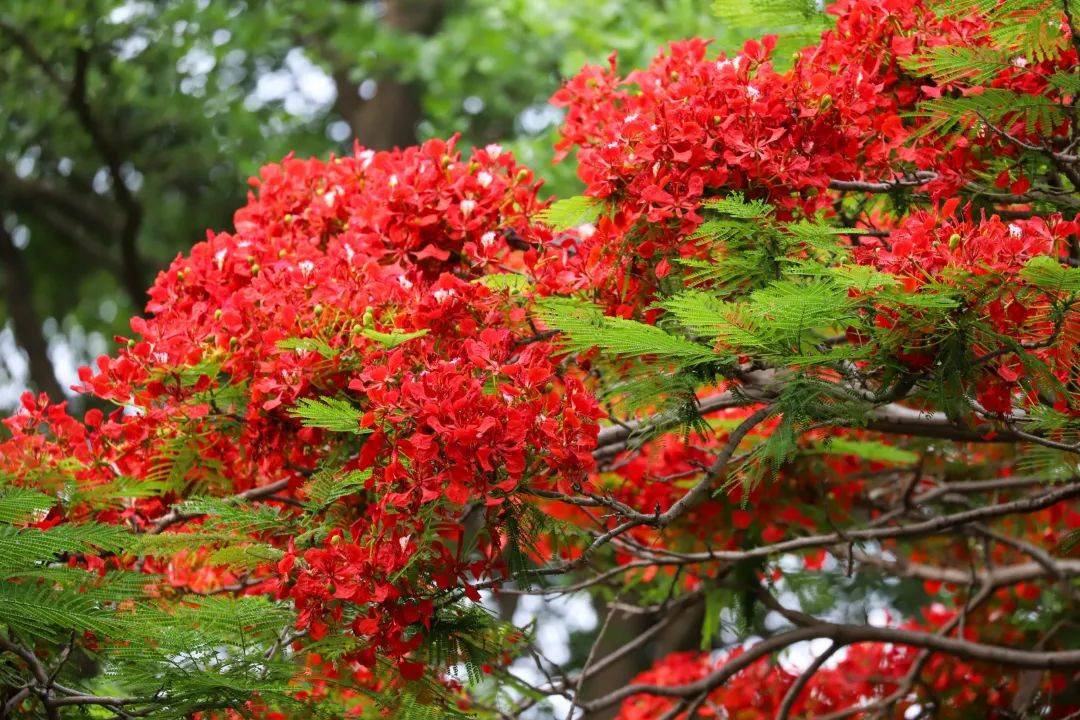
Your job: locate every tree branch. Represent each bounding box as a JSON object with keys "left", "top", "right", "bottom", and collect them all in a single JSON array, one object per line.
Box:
[
  {"left": 828, "top": 171, "right": 938, "bottom": 193},
  {"left": 593, "top": 390, "right": 746, "bottom": 460},
  {"left": 581, "top": 621, "right": 1080, "bottom": 712},
  {"left": 150, "top": 478, "right": 291, "bottom": 533},
  {"left": 67, "top": 47, "right": 145, "bottom": 306},
  {"left": 0, "top": 21, "right": 147, "bottom": 306},
  {"left": 595, "top": 481, "right": 1080, "bottom": 564},
  {"left": 0, "top": 165, "right": 120, "bottom": 236},
  {"left": 777, "top": 641, "right": 841, "bottom": 720}
]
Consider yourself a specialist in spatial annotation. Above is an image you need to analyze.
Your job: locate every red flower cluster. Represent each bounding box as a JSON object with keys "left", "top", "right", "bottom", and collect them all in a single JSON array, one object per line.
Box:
[
  {"left": 3, "top": 138, "right": 601, "bottom": 673},
  {"left": 2, "top": 0, "right": 1077, "bottom": 714},
  {"left": 615, "top": 645, "right": 912, "bottom": 720},
  {"left": 543, "top": 0, "right": 1077, "bottom": 305},
  {"left": 855, "top": 206, "right": 1078, "bottom": 414},
  {"left": 857, "top": 205, "right": 1073, "bottom": 281},
  {"left": 276, "top": 275, "right": 600, "bottom": 657}
]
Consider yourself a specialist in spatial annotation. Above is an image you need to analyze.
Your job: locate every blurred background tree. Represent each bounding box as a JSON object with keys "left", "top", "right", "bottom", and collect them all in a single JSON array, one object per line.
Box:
[{"left": 0, "top": 0, "right": 745, "bottom": 408}]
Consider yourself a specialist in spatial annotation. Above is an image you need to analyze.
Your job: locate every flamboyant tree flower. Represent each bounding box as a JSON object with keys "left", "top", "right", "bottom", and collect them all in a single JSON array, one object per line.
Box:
[{"left": 1, "top": 0, "right": 1078, "bottom": 717}]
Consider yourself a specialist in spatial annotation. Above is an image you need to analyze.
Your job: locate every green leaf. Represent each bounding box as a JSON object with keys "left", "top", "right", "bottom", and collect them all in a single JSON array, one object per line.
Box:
[
  {"left": 1020, "top": 256, "right": 1080, "bottom": 293},
  {"left": 0, "top": 523, "right": 133, "bottom": 573},
  {"left": 536, "top": 195, "right": 602, "bottom": 230},
  {"left": 903, "top": 45, "right": 1012, "bottom": 84},
  {"left": 881, "top": 286, "right": 960, "bottom": 309},
  {"left": 1047, "top": 70, "right": 1080, "bottom": 95},
  {"left": 289, "top": 397, "right": 372, "bottom": 434},
  {"left": 910, "top": 89, "right": 1064, "bottom": 142},
  {"left": 474, "top": 273, "right": 532, "bottom": 293},
  {"left": 0, "top": 580, "right": 128, "bottom": 641},
  {"left": 711, "top": 0, "right": 822, "bottom": 25},
  {"left": 174, "top": 497, "right": 289, "bottom": 534},
  {"left": 207, "top": 543, "right": 285, "bottom": 569},
  {"left": 0, "top": 488, "right": 55, "bottom": 524},
  {"left": 277, "top": 337, "right": 338, "bottom": 359},
  {"left": 305, "top": 469, "right": 373, "bottom": 510},
  {"left": 661, "top": 289, "right": 732, "bottom": 340},
  {"left": 361, "top": 327, "right": 430, "bottom": 348},
  {"left": 1059, "top": 528, "right": 1080, "bottom": 554},
  {"left": 815, "top": 263, "right": 899, "bottom": 291},
  {"left": 813, "top": 437, "right": 919, "bottom": 465},
  {"left": 701, "top": 193, "right": 772, "bottom": 219},
  {"left": 537, "top": 298, "right": 718, "bottom": 364}
]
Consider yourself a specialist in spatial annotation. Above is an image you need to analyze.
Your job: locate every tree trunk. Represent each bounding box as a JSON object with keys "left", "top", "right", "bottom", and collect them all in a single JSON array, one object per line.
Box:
[
  {"left": 0, "top": 223, "right": 65, "bottom": 401},
  {"left": 332, "top": 0, "right": 445, "bottom": 149},
  {"left": 578, "top": 597, "right": 706, "bottom": 719},
  {"left": 577, "top": 609, "right": 653, "bottom": 720}
]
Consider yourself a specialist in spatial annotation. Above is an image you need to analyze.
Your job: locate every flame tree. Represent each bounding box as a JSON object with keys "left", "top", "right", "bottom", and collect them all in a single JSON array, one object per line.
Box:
[{"left": 1, "top": 0, "right": 1079, "bottom": 717}]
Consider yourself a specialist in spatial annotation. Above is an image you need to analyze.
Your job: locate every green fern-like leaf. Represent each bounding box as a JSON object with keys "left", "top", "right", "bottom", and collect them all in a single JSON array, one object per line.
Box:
[
  {"left": 671, "top": 280, "right": 854, "bottom": 363},
  {"left": 1020, "top": 256, "right": 1080, "bottom": 292},
  {"left": 0, "top": 488, "right": 55, "bottom": 524},
  {"left": 903, "top": 45, "right": 1012, "bottom": 84},
  {"left": 537, "top": 298, "right": 718, "bottom": 364},
  {"left": 75, "top": 475, "right": 177, "bottom": 505},
  {"left": 911, "top": 89, "right": 1064, "bottom": 141},
  {"left": 207, "top": 543, "right": 285, "bottom": 569},
  {"left": 701, "top": 193, "right": 773, "bottom": 218},
  {"left": 711, "top": 0, "right": 823, "bottom": 29},
  {"left": 132, "top": 530, "right": 237, "bottom": 556},
  {"left": 1060, "top": 528, "right": 1080, "bottom": 554},
  {"left": 747, "top": 280, "right": 853, "bottom": 341},
  {"left": 305, "top": 468, "right": 372, "bottom": 510},
  {"left": 1047, "top": 70, "right": 1080, "bottom": 94},
  {"left": 782, "top": 220, "right": 856, "bottom": 260},
  {"left": 660, "top": 289, "right": 732, "bottom": 340},
  {"left": 2, "top": 567, "right": 156, "bottom": 603},
  {"left": 0, "top": 522, "right": 133, "bottom": 573},
  {"left": 803, "top": 262, "right": 900, "bottom": 292},
  {"left": 986, "top": 9, "right": 1068, "bottom": 62},
  {"left": 289, "top": 396, "right": 372, "bottom": 434},
  {"left": 174, "top": 496, "right": 290, "bottom": 534},
  {"left": 0, "top": 580, "right": 128, "bottom": 641},
  {"left": 931, "top": 0, "right": 1045, "bottom": 19},
  {"left": 690, "top": 219, "right": 755, "bottom": 244}
]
